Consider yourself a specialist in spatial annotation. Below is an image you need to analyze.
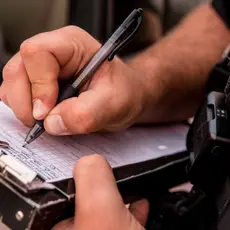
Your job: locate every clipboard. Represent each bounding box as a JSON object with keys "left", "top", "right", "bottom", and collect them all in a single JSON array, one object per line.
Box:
[
  {"left": 0, "top": 101, "right": 190, "bottom": 230},
  {"left": 0, "top": 133, "right": 189, "bottom": 230}
]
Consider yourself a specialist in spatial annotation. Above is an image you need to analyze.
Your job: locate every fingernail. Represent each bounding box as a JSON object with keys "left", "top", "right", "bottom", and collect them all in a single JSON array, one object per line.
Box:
[
  {"left": 33, "top": 99, "right": 47, "bottom": 119},
  {"left": 46, "top": 115, "right": 68, "bottom": 135}
]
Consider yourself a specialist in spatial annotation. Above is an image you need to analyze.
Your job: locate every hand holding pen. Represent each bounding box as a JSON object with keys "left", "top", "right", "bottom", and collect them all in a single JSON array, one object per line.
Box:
[
  {"left": 0, "top": 9, "right": 144, "bottom": 146},
  {"left": 24, "top": 8, "right": 143, "bottom": 146}
]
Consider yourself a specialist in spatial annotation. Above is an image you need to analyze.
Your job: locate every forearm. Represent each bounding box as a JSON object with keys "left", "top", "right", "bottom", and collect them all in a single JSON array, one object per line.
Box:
[{"left": 128, "top": 3, "right": 230, "bottom": 123}]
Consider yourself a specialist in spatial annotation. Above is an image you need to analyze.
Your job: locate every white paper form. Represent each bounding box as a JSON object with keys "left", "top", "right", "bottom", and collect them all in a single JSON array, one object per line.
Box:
[{"left": 0, "top": 102, "right": 189, "bottom": 182}]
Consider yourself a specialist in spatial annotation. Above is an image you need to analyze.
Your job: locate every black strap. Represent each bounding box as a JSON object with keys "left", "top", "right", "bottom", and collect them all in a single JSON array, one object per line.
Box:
[{"left": 145, "top": 187, "right": 216, "bottom": 230}]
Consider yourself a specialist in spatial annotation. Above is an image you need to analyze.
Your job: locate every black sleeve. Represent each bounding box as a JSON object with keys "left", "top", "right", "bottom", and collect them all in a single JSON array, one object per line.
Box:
[{"left": 212, "top": 0, "right": 230, "bottom": 28}]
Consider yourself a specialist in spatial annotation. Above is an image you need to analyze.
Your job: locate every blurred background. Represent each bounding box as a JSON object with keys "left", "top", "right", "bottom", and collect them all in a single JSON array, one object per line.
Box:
[{"left": 0, "top": 0, "right": 207, "bottom": 80}]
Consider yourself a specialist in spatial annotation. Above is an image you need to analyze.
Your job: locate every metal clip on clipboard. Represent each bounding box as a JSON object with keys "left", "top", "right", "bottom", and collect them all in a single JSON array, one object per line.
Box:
[
  {"left": 0, "top": 151, "right": 56, "bottom": 194},
  {"left": 0, "top": 141, "right": 190, "bottom": 230},
  {"left": 0, "top": 145, "right": 76, "bottom": 230}
]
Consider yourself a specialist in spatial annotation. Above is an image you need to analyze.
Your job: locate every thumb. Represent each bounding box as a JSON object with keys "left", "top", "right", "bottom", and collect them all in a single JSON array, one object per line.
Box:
[
  {"left": 44, "top": 87, "right": 113, "bottom": 135},
  {"left": 52, "top": 155, "right": 147, "bottom": 230},
  {"left": 52, "top": 155, "right": 127, "bottom": 230},
  {"left": 73, "top": 154, "right": 128, "bottom": 229}
]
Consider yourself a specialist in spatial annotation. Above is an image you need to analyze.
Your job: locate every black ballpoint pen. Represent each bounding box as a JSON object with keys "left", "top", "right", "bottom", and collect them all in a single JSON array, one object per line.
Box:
[{"left": 23, "top": 8, "right": 143, "bottom": 147}]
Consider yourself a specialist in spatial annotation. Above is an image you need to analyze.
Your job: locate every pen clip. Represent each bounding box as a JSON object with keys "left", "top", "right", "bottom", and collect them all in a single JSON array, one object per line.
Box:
[{"left": 108, "top": 13, "right": 143, "bottom": 61}]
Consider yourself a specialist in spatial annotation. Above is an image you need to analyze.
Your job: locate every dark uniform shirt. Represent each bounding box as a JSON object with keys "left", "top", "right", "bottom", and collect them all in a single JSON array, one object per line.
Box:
[{"left": 212, "top": 0, "right": 230, "bottom": 27}]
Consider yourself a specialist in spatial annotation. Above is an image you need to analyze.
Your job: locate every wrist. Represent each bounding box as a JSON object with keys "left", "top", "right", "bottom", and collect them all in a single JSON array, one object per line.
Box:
[{"left": 126, "top": 56, "right": 166, "bottom": 124}]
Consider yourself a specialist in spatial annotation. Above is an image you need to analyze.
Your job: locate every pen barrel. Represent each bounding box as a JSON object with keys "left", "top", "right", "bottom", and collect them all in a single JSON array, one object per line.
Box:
[
  {"left": 35, "top": 120, "right": 44, "bottom": 126},
  {"left": 57, "top": 84, "right": 77, "bottom": 104}
]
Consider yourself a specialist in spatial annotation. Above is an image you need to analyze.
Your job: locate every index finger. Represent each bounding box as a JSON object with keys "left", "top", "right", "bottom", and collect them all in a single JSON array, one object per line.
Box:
[
  {"left": 20, "top": 26, "right": 100, "bottom": 120},
  {"left": 3, "top": 26, "right": 100, "bottom": 125}
]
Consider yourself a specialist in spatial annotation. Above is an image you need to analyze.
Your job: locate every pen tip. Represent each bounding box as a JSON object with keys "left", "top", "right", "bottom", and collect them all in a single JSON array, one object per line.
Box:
[{"left": 22, "top": 142, "right": 28, "bottom": 148}]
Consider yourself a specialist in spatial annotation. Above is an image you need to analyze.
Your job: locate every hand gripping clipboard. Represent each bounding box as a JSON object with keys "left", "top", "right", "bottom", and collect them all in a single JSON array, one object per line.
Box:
[{"left": 0, "top": 145, "right": 189, "bottom": 230}]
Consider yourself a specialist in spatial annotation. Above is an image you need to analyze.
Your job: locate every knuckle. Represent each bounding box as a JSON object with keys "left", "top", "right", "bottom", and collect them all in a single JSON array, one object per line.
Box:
[
  {"left": 63, "top": 25, "right": 79, "bottom": 32},
  {"left": 20, "top": 39, "right": 40, "bottom": 57},
  {"left": 31, "top": 84, "right": 58, "bottom": 106},
  {"left": 63, "top": 25, "right": 97, "bottom": 51},
  {"left": 63, "top": 25, "right": 87, "bottom": 36},
  {"left": 29, "top": 77, "right": 48, "bottom": 86}
]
